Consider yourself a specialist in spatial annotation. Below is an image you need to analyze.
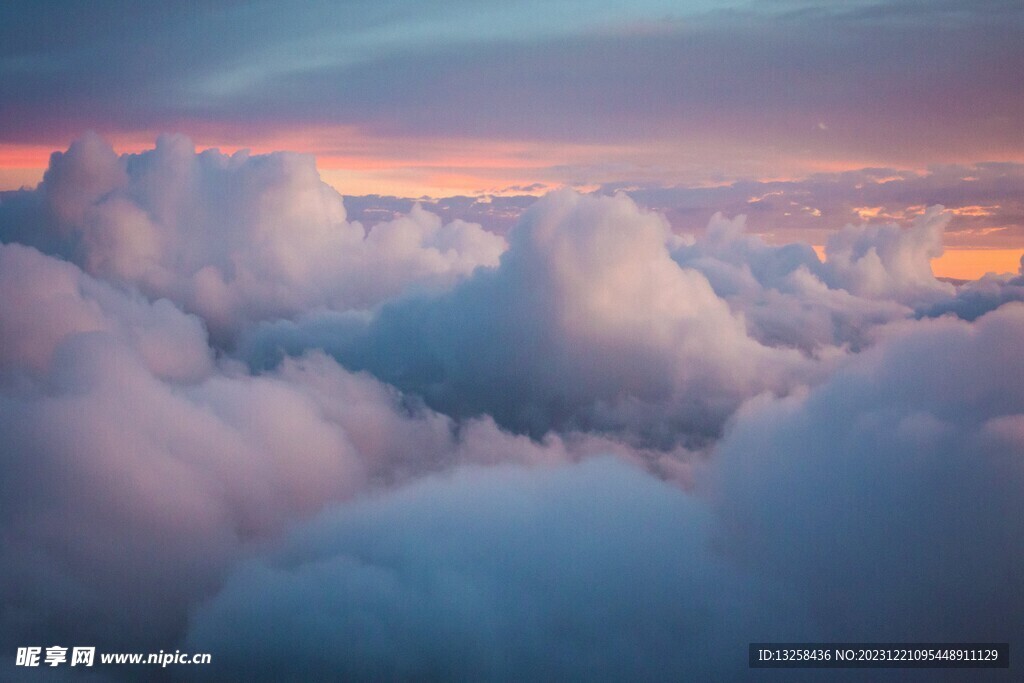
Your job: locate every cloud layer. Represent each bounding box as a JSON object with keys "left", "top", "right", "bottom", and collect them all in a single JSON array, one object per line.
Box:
[
  {"left": 0, "top": 136, "right": 1021, "bottom": 680},
  {"left": 714, "top": 304, "right": 1024, "bottom": 644},
  {"left": 0, "top": 246, "right": 644, "bottom": 655},
  {"left": 189, "top": 306, "right": 1024, "bottom": 680},
  {"left": 345, "top": 161, "right": 1024, "bottom": 252},
  {"left": 187, "top": 459, "right": 799, "bottom": 681}
]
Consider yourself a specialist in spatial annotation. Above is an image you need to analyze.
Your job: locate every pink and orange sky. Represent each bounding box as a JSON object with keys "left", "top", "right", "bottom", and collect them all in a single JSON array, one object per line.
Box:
[{"left": 2, "top": 0, "right": 1023, "bottom": 277}]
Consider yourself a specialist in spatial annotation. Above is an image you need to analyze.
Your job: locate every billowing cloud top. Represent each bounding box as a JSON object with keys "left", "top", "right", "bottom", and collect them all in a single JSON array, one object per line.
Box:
[{"left": 1, "top": 133, "right": 505, "bottom": 341}]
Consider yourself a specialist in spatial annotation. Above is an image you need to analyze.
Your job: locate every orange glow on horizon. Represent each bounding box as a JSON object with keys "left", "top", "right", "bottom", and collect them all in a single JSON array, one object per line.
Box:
[
  {"left": 930, "top": 249, "right": 1024, "bottom": 281},
  {"left": 0, "top": 130, "right": 636, "bottom": 197},
  {"left": 812, "top": 245, "right": 1024, "bottom": 281},
  {"left": 2, "top": 134, "right": 1023, "bottom": 264}
]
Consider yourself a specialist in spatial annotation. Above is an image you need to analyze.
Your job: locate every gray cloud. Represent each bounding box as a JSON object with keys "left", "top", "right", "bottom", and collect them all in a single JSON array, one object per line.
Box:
[
  {"left": 188, "top": 304, "right": 1024, "bottom": 681},
  {"left": 0, "top": 241, "right": 683, "bottom": 662},
  {"left": 187, "top": 458, "right": 800, "bottom": 682},
  {"left": 246, "top": 189, "right": 963, "bottom": 443},
  {"left": 669, "top": 212, "right": 914, "bottom": 351},
  {"left": 921, "top": 264, "right": 1024, "bottom": 321},
  {"left": 0, "top": 244, "right": 663, "bottom": 663},
  {"left": 712, "top": 302, "right": 1024, "bottom": 645}
]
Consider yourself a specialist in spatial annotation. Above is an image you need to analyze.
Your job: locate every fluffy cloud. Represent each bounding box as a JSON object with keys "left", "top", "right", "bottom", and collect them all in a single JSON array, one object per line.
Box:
[
  {"left": 186, "top": 459, "right": 799, "bottom": 682},
  {"left": 246, "top": 190, "right": 818, "bottom": 445},
  {"left": 0, "top": 133, "right": 505, "bottom": 342},
  {"left": 0, "top": 242, "right": 212, "bottom": 382},
  {"left": 670, "top": 212, "right": 911, "bottom": 351},
  {"left": 186, "top": 305, "right": 1024, "bottom": 681},
  {"left": 821, "top": 206, "right": 954, "bottom": 307},
  {"left": 249, "top": 192, "right": 962, "bottom": 444},
  {"left": 922, "top": 258, "right": 1024, "bottom": 321},
  {"left": 0, "top": 326, "right": 365, "bottom": 652},
  {"left": 0, "top": 242, "right": 687, "bottom": 661},
  {"left": 713, "top": 303, "right": 1024, "bottom": 644}
]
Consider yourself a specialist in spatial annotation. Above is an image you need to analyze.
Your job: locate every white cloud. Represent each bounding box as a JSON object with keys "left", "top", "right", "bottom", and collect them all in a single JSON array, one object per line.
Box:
[
  {"left": 671, "top": 212, "right": 912, "bottom": 351},
  {"left": 821, "top": 205, "right": 955, "bottom": 306},
  {"left": 0, "top": 242, "right": 212, "bottom": 382},
  {"left": 0, "top": 243, "right": 683, "bottom": 655},
  {"left": 5, "top": 133, "right": 505, "bottom": 341}
]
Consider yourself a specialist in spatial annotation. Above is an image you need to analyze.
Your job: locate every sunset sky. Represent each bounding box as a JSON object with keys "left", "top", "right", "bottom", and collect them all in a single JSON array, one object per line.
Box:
[
  {"left": 2, "top": 0, "right": 1023, "bottom": 276},
  {"left": 2, "top": 3, "right": 1024, "bottom": 679}
]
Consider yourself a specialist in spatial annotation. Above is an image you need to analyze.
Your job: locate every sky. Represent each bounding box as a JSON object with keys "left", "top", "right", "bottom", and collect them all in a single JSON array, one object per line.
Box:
[
  {"left": 1, "top": 2, "right": 1023, "bottom": 680},
  {"left": 2, "top": 0, "right": 1024, "bottom": 276}
]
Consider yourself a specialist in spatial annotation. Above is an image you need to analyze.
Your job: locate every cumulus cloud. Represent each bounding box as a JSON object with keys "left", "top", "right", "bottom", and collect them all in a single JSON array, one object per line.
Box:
[
  {"left": 245, "top": 190, "right": 818, "bottom": 445},
  {"left": 671, "top": 205, "right": 955, "bottom": 310},
  {"left": 248, "top": 192, "right": 963, "bottom": 443},
  {"left": 2, "top": 349, "right": 494, "bottom": 653},
  {"left": 821, "top": 206, "right": 954, "bottom": 307},
  {"left": 670, "top": 212, "right": 911, "bottom": 351},
  {"left": 0, "top": 242, "right": 212, "bottom": 382},
  {"left": 0, "top": 327, "right": 366, "bottom": 652},
  {"left": 0, "top": 133, "right": 505, "bottom": 342}
]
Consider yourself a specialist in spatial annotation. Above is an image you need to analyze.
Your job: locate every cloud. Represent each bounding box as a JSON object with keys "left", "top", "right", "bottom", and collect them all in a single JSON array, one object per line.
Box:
[
  {"left": 820, "top": 205, "right": 954, "bottom": 307},
  {"left": 0, "top": 242, "right": 212, "bottom": 382},
  {"left": 670, "top": 212, "right": 912, "bottom": 351},
  {"left": 187, "top": 304, "right": 1024, "bottom": 681},
  {"left": 345, "top": 162, "right": 1024, "bottom": 252},
  {"left": 712, "top": 302, "right": 1024, "bottom": 644},
  {"left": 245, "top": 190, "right": 816, "bottom": 445},
  {"left": 186, "top": 458, "right": 799, "bottom": 682},
  {"left": 0, "top": 242, "right": 689, "bottom": 660},
  {"left": 921, "top": 258, "right": 1024, "bottom": 321},
  {"left": 343, "top": 193, "right": 538, "bottom": 237},
  {"left": 246, "top": 190, "right": 963, "bottom": 444},
  {"left": 0, "top": 133, "right": 505, "bottom": 342},
  {"left": 0, "top": 339, "right": 364, "bottom": 652},
  {"left": 602, "top": 162, "right": 1024, "bottom": 250}
]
